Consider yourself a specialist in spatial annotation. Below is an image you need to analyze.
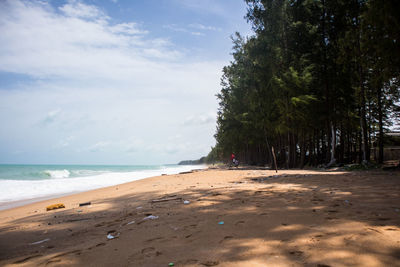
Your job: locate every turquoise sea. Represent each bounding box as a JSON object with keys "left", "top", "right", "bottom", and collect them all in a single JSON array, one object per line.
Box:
[{"left": 0, "top": 164, "right": 204, "bottom": 209}]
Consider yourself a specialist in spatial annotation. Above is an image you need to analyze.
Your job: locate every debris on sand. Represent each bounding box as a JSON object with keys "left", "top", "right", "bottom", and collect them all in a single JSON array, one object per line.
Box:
[
  {"left": 30, "top": 238, "right": 50, "bottom": 245},
  {"left": 79, "top": 202, "right": 91, "bottom": 207},
  {"left": 46, "top": 203, "right": 65, "bottom": 211}
]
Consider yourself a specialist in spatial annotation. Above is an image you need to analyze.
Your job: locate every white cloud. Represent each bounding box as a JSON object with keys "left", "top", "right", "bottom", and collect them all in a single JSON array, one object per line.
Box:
[
  {"left": 183, "top": 113, "right": 216, "bottom": 126},
  {"left": 60, "top": 0, "right": 106, "bottom": 19},
  {"left": 125, "top": 138, "right": 145, "bottom": 153},
  {"left": 189, "top": 23, "right": 221, "bottom": 32},
  {"left": 55, "top": 136, "right": 75, "bottom": 148},
  {"left": 163, "top": 24, "right": 187, "bottom": 33},
  {"left": 109, "top": 22, "right": 148, "bottom": 35},
  {"left": 0, "top": 0, "right": 182, "bottom": 80},
  {"left": 0, "top": 0, "right": 222, "bottom": 164},
  {"left": 89, "top": 141, "right": 109, "bottom": 152},
  {"left": 190, "top": 32, "right": 205, "bottom": 36},
  {"left": 42, "top": 109, "right": 62, "bottom": 125},
  {"left": 163, "top": 23, "right": 219, "bottom": 36}
]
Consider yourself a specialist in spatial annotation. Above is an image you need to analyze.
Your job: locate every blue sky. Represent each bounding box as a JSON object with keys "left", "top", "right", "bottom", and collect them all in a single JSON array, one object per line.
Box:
[{"left": 0, "top": 0, "right": 252, "bottom": 165}]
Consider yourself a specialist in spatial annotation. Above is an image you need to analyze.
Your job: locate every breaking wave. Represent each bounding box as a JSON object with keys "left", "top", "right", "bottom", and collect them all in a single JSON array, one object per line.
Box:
[{"left": 43, "top": 169, "right": 70, "bottom": 179}]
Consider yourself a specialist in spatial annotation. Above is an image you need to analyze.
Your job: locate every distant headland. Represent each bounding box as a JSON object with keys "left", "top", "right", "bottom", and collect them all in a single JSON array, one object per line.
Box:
[{"left": 178, "top": 157, "right": 206, "bottom": 165}]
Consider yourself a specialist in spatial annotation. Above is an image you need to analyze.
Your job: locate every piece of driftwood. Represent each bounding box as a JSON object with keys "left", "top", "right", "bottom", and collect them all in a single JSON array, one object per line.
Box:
[
  {"left": 179, "top": 171, "right": 193, "bottom": 174},
  {"left": 65, "top": 218, "right": 91, "bottom": 223},
  {"left": 79, "top": 202, "right": 91, "bottom": 207},
  {"left": 151, "top": 197, "right": 182, "bottom": 203}
]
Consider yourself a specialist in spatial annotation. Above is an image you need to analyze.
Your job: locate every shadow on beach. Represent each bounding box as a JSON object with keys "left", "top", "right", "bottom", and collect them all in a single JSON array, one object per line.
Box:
[{"left": 0, "top": 169, "right": 399, "bottom": 266}]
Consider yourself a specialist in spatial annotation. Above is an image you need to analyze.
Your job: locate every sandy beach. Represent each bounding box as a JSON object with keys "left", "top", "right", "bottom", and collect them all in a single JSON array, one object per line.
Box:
[{"left": 0, "top": 167, "right": 399, "bottom": 266}]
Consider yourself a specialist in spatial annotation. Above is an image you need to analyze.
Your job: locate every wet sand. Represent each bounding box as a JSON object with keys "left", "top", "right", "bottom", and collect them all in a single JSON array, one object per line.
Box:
[{"left": 0, "top": 168, "right": 399, "bottom": 266}]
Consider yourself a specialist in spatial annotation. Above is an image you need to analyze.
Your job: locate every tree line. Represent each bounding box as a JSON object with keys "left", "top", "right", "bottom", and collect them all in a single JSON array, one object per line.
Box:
[{"left": 209, "top": 0, "right": 400, "bottom": 168}]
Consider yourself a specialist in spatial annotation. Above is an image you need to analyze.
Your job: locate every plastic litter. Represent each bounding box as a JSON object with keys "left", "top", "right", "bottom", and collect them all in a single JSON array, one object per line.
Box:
[
  {"left": 127, "top": 220, "right": 135, "bottom": 225},
  {"left": 143, "top": 215, "right": 159, "bottom": 221},
  {"left": 169, "top": 263, "right": 174, "bottom": 266},
  {"left": 107, "top": 232, "right": 120, "bottom": 240},
  {"left": 107, "top": 234, "right": 114, "bottom": 239},
  {"left": 46, "top": 203, "right": 65, "bottom": 211},
  {"left": 30, "top": 238, "right": 50, "bottom": 245},
  {"left": 183, "top": 200, "right": 190, "bottom": 204},
  {"left": 218, "top": 221, "right": 224, "bottom": 225}
]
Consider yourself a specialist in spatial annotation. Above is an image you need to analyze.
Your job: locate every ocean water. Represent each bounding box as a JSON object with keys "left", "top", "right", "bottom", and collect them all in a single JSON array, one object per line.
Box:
[{"left": 0, "top": 164, "right": 205, "bottom": 208}]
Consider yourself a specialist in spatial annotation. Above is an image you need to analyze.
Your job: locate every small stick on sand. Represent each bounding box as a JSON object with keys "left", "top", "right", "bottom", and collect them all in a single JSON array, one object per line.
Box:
[{"left": 151, "top": 197, "right": 182, "bottom": 203}]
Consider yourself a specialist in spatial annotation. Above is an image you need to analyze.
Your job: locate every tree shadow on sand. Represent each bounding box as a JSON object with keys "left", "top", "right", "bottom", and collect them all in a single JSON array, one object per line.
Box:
[{"left": 0, "top": 169, "right": 399, "bottom": 266}]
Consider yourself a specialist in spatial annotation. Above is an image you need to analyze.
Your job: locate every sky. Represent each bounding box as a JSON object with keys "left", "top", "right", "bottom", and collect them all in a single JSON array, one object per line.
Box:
[{"left": 0, "top": 0, "right": 252, "bottom": 165}]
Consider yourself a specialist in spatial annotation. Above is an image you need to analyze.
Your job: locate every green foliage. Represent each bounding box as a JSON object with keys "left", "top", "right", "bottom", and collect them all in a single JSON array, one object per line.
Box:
[{"left": 213, "top": 0, "right": 400, "bottom": 167}]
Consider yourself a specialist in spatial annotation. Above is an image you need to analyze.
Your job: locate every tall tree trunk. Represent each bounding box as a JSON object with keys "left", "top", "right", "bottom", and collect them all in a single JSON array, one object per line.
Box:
[
  {"left": 327, "top": 123, "right": 336, "bottom": 167},
  {"left": 377, "top": 86, "right": 384, "bottom": 163},
  {"left": 316, "top": 132, "right": 321, "bottom": 165},
  {"left": 300, "top": 132, "right": 306, "bottom": 168},
  {"left": 264, "top": 127, "right": 273, "bottom": 167},
  {"left": 358, "top": 130, "right": 363, "bottom": 163},
  {"left": 310, "top": 132, "right": 315, "bottom": 166},
  {"left": 287, "top": 132, "right": 291, "bottom": 168},
  {"left": 292, "top": 133, "right": 297, "bottom": 168},
  {"left": 355, "top": 0, "right": 369, "bottom": 164}
]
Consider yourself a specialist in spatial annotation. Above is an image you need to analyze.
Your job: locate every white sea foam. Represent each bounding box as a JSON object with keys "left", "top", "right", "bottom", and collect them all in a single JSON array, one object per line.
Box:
[
  {"left": 43, "top": 169, "right": 70, "bottom": 179},
  {"left": 0, "top": 165, "right": 206, "bottom": 207}
]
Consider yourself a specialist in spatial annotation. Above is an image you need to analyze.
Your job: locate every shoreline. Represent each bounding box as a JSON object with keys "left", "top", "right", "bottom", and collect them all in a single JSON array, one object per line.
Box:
[
  {"left": 0, "top": 168, "right": 399, "bottom": 266},
  {"left": 0, "top": 165, "right": 207, "bottom": 211},
  {"left": 0, "top": 192, "right": 81, "bottom": 211}
]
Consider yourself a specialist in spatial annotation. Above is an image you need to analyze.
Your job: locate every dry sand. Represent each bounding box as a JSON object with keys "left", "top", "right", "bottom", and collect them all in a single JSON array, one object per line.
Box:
[{"left": 0, "top": 168, "right": 399, "bottom": 267}]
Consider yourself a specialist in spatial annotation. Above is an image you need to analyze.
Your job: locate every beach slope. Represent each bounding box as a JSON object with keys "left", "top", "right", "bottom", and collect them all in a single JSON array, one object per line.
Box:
[{"left": 0, "top": 168, "right": 399, "bottom": 266}]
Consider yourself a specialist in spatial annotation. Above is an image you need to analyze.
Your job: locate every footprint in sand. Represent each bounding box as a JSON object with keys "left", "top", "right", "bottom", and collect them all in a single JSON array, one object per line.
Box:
[
  {"left": 145, "top": 237, "right": 164, "bottom": 242},
  {"left": 183, "top": 224, "right": 198, "bottom": 230},
  {"left": 201, "top": 260, "right": 219, "bottom": 266},
  {"left": 219, "top": 236, "right": 233, "bottom": 243},
  {"left": 289, "top": 250, "right": 304, "bottom": 256},
  {"left": 185, "top": 259, "right": 199, "bottom": 264},
  {"left": 95, "top": 243, "right": 106, "bottom": 248},
  {"left": 141, "top": 247, "right": 161, "bottom": 257},
  {"left": 235, "top": 220, "right": 245, "bottom": 226},
  {"left": 185, "top": 230, "right": 202, "bottom": 239}
]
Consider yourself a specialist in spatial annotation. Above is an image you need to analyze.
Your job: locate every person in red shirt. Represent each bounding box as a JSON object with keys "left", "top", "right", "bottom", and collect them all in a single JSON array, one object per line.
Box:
[{"left": 231, "top": 153, "right": 239, "bottom": 167}]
